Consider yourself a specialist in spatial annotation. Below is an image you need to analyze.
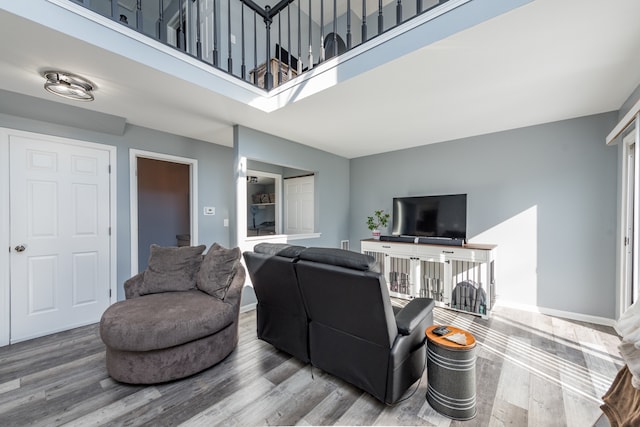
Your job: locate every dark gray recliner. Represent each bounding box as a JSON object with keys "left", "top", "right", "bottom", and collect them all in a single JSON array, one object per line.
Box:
[
  {"left": 244, "top": 244, "right": 434, "bottom": 404},
  {"left": 243, "top": 243, "right": 309, "bottom": 362},
  {"left": 296, "top": 247, "right": 434, "bottom": 404}
]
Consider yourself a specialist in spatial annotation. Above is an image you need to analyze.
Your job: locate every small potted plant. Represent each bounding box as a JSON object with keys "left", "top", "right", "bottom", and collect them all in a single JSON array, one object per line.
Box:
[{"left": 367, "top": 209, "right": 390, "bottom": 239}]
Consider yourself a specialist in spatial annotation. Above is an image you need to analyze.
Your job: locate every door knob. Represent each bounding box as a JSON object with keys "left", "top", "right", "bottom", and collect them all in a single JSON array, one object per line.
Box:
[{"left": 14, "top": 244, "right": 26, "bottom": 253}]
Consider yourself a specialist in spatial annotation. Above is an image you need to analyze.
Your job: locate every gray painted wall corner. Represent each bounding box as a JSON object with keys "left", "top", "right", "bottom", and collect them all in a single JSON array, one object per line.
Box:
[{"left": 349, "top": 112, "right": 618, "bottom": 319}]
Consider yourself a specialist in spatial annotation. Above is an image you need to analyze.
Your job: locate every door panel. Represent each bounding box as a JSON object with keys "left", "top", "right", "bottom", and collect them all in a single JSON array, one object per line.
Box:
[
  {"left": 10, "top": 135, "right": 111, "bottom": 342},
  {"left": 72, "top": 252, "right": 99, "bottom": 305},
  {"left": 28, "top": 255, "right": 57, "bottom": 313},
  {"left": 29, "top": 180, "right": 58, "bottom": 237},
  {"left": 284, "top": 175, "right": 315, "bottom": 235}
]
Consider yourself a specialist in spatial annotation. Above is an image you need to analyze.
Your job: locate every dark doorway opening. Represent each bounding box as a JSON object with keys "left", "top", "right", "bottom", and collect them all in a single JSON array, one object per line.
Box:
[{"left": 137, "top": 157, "right": 191, "bottom": 271}]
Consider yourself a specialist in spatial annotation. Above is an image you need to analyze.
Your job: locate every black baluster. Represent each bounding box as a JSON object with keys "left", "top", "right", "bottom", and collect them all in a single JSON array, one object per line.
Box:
[
  {"left": 277, "top": 12, "right": 282, "bottom": 86},
  {"left": 136, "top": 0, "right": 143, "bottom": 31},
  {"left": 196, "top": 0, "right": 202, "bottom": 58},
  {"left": 253, "top": 10, "right": 258, "bottom": 84},
  {"left": 287, "top": 3, "right": 292, "bottom": 80},
  {"left": 157, "top": 0, "right": 165, "bottom": 41},
  {"left": 264, "top": 5, "right": 273, "bottom": 89},
  {"left": 213, "top": 0, "right": 219, "bottom": 66},
  {"left": 308, "top": 0, "right": 313, "bottom": 69},
  {"left": 417, "top": 0, "right": 423, "bottom": 14},
  {"left": 361, "top": 0, "right": 367, "bottom": 43},
  {"left": 378, "top": 0, "right": 383, "bottom": 34},
  {"left": 332, "top": 0, "right": 337, "bottom": 58},
  {"left": 397, "top": 0, "right": 402, "bottom": 25},
  {"left": 178, "top": 0, "right": 185, "bottom": 50},
  {"left": 297, "top": 0, "right": 302, "bottom": 75},
  {"left": 319, "top": 0, "right": 325, "bottom": 62},
  {"left": 241, "top": 3, "right": 246, "bottom": 79},
  {"left": 227, "top": 0, "right": 232, "bottom": 73},
  {"left": 346, "top": 0, "right": 351, "bottom": 49}
]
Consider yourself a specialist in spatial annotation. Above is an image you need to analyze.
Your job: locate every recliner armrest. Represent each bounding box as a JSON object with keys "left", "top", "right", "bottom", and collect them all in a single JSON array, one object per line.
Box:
[{"left": 395, "top": 298, "right": 435, "bottom": 335}]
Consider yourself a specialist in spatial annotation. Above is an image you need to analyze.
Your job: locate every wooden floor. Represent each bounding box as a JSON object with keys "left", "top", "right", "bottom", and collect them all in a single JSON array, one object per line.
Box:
[{"left": 0, "top": 303, "right": 623, "bottom": 426}]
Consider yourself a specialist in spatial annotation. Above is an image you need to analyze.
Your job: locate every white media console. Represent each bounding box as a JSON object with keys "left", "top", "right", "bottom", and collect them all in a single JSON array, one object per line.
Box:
[{"left": 361, "top": 239, "right": 497, "bottom": 318}]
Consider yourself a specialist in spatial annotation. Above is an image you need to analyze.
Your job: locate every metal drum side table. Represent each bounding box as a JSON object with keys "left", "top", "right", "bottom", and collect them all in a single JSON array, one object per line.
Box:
[{"left": 425, "top": 325, "right": 477, "bottom": 420}]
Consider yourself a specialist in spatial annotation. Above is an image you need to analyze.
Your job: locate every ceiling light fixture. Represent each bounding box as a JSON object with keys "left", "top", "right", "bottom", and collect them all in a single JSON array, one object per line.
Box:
[{"left": 42, "top": 71, "right": 95, "bottom": 101}]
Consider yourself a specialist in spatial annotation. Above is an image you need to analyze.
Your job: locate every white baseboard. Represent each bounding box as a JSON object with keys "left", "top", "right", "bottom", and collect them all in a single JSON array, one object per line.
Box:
[
  {"left": 494, "top": 300, "right": 616, "bottom": 327},
  {"left": 240, "top": 303, "right": 257, "bottom": 314}
]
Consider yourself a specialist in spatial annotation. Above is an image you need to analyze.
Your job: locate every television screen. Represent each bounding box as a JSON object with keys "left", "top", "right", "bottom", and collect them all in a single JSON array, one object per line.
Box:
[{"left": 391, "top": 194, "right": 467, "bottom": 239}]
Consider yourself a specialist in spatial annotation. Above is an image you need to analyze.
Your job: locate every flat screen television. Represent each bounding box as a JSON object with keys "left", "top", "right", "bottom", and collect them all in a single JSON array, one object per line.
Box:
[{"left": 391, "top": 194, "right": 467, "bottom": 240}]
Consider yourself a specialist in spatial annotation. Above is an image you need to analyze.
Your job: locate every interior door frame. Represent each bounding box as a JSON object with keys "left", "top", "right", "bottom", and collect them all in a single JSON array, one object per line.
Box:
[
  {"left": 129, "top": 149, "right": 198, "bottom": 276},
  {"left": 0, "top": 128, "right": 10, "bottom": 346},
  {"left": 0, "top": 127, "right": 117, "bottom": 347},
  {"left": 620, "top": 115, "right": 640, "bottom": 316}
]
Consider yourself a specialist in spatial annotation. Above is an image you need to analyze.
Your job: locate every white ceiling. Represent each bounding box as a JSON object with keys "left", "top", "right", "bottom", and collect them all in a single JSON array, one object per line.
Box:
[{"left": 1, "top": 0, "right": 639, "bottom": 159}]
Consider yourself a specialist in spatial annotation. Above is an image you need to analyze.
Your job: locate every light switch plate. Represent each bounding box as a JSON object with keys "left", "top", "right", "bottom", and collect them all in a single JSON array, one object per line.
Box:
[{"left": 204, "top": 207, "right": 215, "bottom": 215}]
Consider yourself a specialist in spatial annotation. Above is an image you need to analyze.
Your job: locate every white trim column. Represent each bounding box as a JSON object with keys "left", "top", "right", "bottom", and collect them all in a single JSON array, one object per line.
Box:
[{"left": 0, "top": 128, "right": 11, "bottom": 346}]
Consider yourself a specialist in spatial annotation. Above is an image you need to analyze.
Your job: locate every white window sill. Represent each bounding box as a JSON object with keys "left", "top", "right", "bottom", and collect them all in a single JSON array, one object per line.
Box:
[
  {"left": 286, "top": 233, "right": 322, "bottom": 241},
  {"left": 243, "top": 233, "right": 321, "bottom": 243}
]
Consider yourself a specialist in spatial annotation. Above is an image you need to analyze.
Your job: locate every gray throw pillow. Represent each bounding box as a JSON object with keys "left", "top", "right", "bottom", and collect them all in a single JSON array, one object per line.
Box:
[
  {"left": 139, "top": 244, "right": 206, "bottom": 295},
  {"left": 197, "top": 243, "right": 241, "bottom": 299}
]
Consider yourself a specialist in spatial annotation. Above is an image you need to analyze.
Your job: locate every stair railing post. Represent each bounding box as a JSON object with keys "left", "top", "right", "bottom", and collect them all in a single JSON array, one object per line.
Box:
[
  {"left": 157, "top": 0, "right": 165, "bottom": 41},
  {"left": 241, "top": 2, "right": 246, "bottom": 79},
  {"left": 361, "top": 0, "right": 367, "bottom": 43},
  {"left": 227, "top": 0, "right": 233, "bottom": 73},
  {"left": 253, "top": 10, "right": 258, "bottom": 84},
  {"left": 308, "top": 0, "right": 313, "bottom": 69},
  {"left": 319, "top": 0, "right": 325, "bottom": 62},
  {"left": 277, "top": 12, "right": 282, "bottom": 85},
  {"left": 196, "top": 0, "right": 202, "bottom": 58},
  {"left": 213, "top": 0, "right": 219, "bottom": 66},
  {"left": 264, "top": 5, "right": 273, "bottom": 90},
  {"left": 378, "top": 0, "right": 383, "bottom": 34},
  {"left": 287, "top": 3, "right": 292, "bottom": 80},
  {"left": 178, "top": 0, "right": 185, "bottom": 50},
  {"left": 346, "top": 0, "right": 351, "bottom": 49},
  {"left": 297, "top": 0, "right": 302, "bottom": 75},
  {"left": 332, "top": 0, "right": 337, "bottom": 58}
]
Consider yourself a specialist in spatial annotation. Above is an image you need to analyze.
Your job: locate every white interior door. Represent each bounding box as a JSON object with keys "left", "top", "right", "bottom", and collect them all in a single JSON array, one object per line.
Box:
[
  {"left": 284, "top": 175, "right": 315, "bottom": 235},
  {"left": 9, "top": 135, "right": 112, "bottom": 342}
]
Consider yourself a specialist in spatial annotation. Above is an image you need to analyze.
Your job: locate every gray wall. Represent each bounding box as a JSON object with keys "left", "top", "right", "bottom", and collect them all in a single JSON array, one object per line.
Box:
[
  {"left": 0, "top": 92, "right": 234, "bottom": 300},
  {"left": 0, "top": 92, "right": 621, "bottom": 319},
  {"left": 235, "top": 125, "right": 351, "bottom": 248},
  {"left": 350, "top": 112, "right": 618, "bottom": 319}
]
